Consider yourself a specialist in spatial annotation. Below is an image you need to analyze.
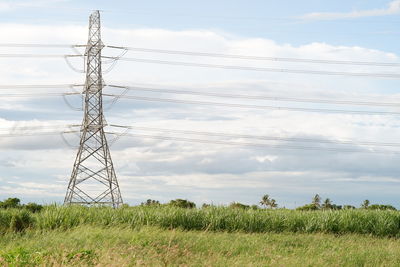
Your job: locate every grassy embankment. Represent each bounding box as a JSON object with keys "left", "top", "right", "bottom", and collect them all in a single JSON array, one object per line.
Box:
[{"left": 2, "top": 206, "right": 400, "bottom": 266}]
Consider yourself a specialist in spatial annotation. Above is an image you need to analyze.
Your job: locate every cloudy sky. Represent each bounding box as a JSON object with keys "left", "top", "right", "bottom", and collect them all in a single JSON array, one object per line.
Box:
[{"left": 0, "top": 0, "right": 399, "bottom": 208}]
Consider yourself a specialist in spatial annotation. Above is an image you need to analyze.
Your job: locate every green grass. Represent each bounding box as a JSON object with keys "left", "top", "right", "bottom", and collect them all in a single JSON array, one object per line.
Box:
[
  {"left": 2, "top": 206, "right": 400, "bottom": 266},
  {"left": 2, "top": 205, "right": 400, "bottom": 237},
  {"left": 1, "top": 225, "right": 400, "bottom": 266}
]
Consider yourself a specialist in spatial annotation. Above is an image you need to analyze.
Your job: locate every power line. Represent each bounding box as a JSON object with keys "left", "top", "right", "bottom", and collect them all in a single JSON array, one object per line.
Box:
[
  {"left": 0, "top": 84, "right": 83, "bottom": 89},
  {"left": 4, "top": 82, "right": 396, "bottom": 108},
  {"left": 107, "top": 84, "right": 400, "bottom": 108},
  {"left": 106, "top": 132, "right": 400, "bottom": 154},
  {"left": 0, "top": 44, "right": 82, "bottom": 48},
  {"left": 107, "top": 46, "right": 400, "bottom": 67},
  {"left": 0, "top": 124, "right": 77, "bottom": 131},
  {"left": 109, "top": 124, "right": 400, "bottom": 148},
  {"left": 0, "top": 130, "right": 79, "bottom": 138},
  {"left": 102, "top": 56, "right": 400, "bottom": 79},
  {"left": 103, "top": 94, "right": 400, "bottom": 116},
  {"left": 0, "top": 92, "right": 79, "bottom": 98},
  {"left": 0, "top": 54, "right": 83, "bottom": 58}
]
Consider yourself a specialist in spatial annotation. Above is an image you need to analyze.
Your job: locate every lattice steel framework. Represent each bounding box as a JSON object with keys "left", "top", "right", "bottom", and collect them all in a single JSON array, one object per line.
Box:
[{"left": 64, "top": 10, "right": 123, "bottom": 207}]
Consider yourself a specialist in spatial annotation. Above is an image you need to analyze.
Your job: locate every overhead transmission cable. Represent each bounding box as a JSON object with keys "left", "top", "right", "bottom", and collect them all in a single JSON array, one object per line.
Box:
[
  {"left": 0, "top": 54, "right": 83, "bottom": 58},
  {"left": 0, "top": 92, "right": 79, "bottom": 98},
  {"left": 102, "top": 94, "right": 400, "bottom": 116},
  {"left": 0, "top": 124, "right": 76, "bottom": 131},
  {"left": 0, "top": 44, "right": 83, "bottom": 48},
  {"left": 107, "top": 46, "right": 400, "bottom": 67},
  {"left": 0, "top": 84, "right": 83, "bottom": 89},
  {"left": 0, "top": 131, "right": 75, "bottom": 138},
  {"left": 107, "top": 84, "right": 400, "bottom": 108},
  {"left": 0, "top": 124, "right": 79, "bottom": 138},
  {"left": 110, "top": 124, "right": 400, "bottom": 148},
  {"left": 106, "top": 132, "right": 400, "bottom": 154},
  {"left": 102, "top": 56, "right": 400, "bottom": 79}
]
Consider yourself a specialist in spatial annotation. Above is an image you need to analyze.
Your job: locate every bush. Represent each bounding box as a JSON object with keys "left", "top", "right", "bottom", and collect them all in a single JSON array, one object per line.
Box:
[
  {"left": 23, "top": 203, "right": 43, "bottom": 213},
  {"left": 368, "top": 204, "right": 396, "bottom": 211},
  {"left": 9, "top": 210, "right": 34, "bottom": 232},
  {"left": 329, "top": 204, "right": 342, "bottom": 210},
  {"left": 141, "top": 199, "right": 160, "bottom": 206},
  {"left": 168, "top": 199, "right": 196, "bottom": 209},
  {"left": 0, "top": 198, "right": 21, "bottom": 209},
  {"left": 250, "top": 205, "right": 259, "bottom": 210},
  {"left": 296, "top": 204, "right": 319, "bottom": 211},
  {"left": 229, "top": 202, "right": 250, "bottom": 209}
]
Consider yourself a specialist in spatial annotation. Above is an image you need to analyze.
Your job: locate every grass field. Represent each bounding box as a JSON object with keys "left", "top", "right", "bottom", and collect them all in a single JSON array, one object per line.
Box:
[
  {"left": 2, "top": 206, "right": 400, "bottom": 266},
  {"left": 2, "top": 225, "right": 400, "bottom": 266},
  {"left": 2, "top": 205, "right": 400, "bottom": 237}
]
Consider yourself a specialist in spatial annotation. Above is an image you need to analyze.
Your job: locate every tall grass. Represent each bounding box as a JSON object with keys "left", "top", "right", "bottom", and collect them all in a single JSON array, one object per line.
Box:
[{"left": 1, "top": 205, "right": 400, "bottom": 237}]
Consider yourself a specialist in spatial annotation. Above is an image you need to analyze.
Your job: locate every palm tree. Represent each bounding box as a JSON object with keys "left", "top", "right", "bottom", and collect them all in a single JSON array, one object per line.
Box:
[
  {"left": 269, "top": 199, "right": 278, "bottom": 209},
  {"left": 361, "top": 199, "right": 370, "bottom": 209},
  {"left": 312, "top": 194, "right": 321, "bottom": 208},
  {"left": 322, "top": 198, "right": 332, "bottom": 209},
  {"left": 260, "top": 194, "right": 271, "bottom": 208},
  {"left": 260, "top": 195, "right": 278, "bottom": 209}
]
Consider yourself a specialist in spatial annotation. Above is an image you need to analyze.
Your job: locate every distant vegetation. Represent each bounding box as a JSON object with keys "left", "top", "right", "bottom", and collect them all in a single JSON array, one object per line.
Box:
[
  {"left": 0, "top": 198, "right": 43, "bottom": 213},
  {"left": 295, "top": 194, "right": 396, "bottom": 211}
]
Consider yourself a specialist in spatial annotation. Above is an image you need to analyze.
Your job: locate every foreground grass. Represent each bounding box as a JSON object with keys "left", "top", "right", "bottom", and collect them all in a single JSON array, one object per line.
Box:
[
  {"left": 1, "top": 225, "right": 400, "bottom": 266},
  {"left": 2, "top": 205, "right": 400, "bottom": 237}
]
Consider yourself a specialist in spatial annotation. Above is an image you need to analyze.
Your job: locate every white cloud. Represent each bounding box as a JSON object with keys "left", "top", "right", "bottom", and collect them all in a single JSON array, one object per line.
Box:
[{"left": 301, "top": 0, "right": 400, "bottom": 20}]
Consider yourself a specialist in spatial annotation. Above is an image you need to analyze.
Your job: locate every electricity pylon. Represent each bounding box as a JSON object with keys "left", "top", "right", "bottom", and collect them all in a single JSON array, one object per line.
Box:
[{"left": 64, "top": 10, "right": 123, "bottom": 208}]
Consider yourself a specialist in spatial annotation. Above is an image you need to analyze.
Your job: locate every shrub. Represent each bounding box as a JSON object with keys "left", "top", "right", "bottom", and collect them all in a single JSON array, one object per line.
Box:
[
  {"left": 141, "top": 199, "right": 160, "bottom": 206},
  {"left": 296, "top": 204, "right": 319, "bottom": 211},
  {"left": 229, "top": 202, "right": 250, "bottom": 209},
  {"left": 250, "top": 205, "right": 259, "bottom": 210},
  {"left": 368, "top": 204, "right": 396, "bottom": 211},
  {"left": 23, "top": 203, "right": 43, "bottom": 213},
  {"left": 168, "top": 199, "right": 196, "bottom": 209},
  {"left": 0, "top": 198, "right": 21, "bottom": 209},
  {"left": 9, "top": 210, "right": 34, "bottom": 232}
]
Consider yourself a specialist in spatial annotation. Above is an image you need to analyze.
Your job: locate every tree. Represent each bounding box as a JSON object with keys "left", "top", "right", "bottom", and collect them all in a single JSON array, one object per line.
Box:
[
  {"left": 322, "top": 198, "right": 332, "bottom": 209},
  {"left": 259, "top": 194, "right": 270, "bottom": 208},
  {"left": 169, "top": 199, "right": 196, "bottom": 209},
  {"left": 0, "top": 198, "right": 21, "bottom": 209},
  {"left": 269, "top": 199, "right": 278, "bottom": 209},
  {"left": 361, "top": 199, "right": 370, "bottom": 209},
  {"left": 141, "top": 199, "right": 160, "bottom": 206},
  {"left": 260, "top": 194, "right": 278, "bottom": 209},
  {"left": 312, "top": 194, "right": 321, "bottom": 208}
]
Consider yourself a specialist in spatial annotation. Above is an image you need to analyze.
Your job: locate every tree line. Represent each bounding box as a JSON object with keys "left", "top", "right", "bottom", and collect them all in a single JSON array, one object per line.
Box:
[
  {"left": 139, "top": 194, "right": 397, "bottom": 211},
  {"left": 0, "top": 195, "right": 396, "bottom": 211}
]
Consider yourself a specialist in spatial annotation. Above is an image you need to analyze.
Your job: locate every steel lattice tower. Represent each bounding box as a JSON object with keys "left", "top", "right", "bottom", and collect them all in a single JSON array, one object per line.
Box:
[{"left": 64, "top": 10, "right": 123, "bottom": 207}]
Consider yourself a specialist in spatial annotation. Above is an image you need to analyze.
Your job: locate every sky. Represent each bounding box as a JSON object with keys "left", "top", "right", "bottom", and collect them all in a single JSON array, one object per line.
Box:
[{"left": 0, "top": 0, "right": 399, "bottom": 208}]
